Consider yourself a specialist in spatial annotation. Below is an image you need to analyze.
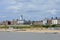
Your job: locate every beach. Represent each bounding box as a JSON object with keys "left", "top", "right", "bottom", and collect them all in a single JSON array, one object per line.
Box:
[{"left": 0, "top": 28, "right": 60, "bottom": 33}]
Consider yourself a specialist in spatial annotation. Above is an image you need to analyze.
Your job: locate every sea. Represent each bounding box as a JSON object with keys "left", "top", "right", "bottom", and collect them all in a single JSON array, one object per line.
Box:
[{"left": 0, "top": 32, "right": 60, "bottom": 40}]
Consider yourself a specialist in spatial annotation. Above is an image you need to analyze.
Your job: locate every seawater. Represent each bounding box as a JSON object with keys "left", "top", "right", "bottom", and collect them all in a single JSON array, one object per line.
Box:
[{"left": 0, "top": 32, "right": 60, "bottom": 40}]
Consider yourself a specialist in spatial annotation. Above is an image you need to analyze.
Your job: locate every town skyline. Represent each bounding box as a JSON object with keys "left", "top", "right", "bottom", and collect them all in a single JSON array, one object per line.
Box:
[{"left": 0, "top": 15, "right": 60, "bottom": 21}]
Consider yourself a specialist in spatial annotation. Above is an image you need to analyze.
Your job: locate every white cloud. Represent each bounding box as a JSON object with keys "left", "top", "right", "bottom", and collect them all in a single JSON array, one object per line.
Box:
[
  {"left": 7, "top": 0, "right": 16, "bottom": 4},
  {"left": 0, "top": 16, "right": 6, "bottom": 18},
  {"left": 7, "top": 6, "right": 19, "bottom": 10},
  {"left": 47, "top": 9, "right": 56, "bottom": 14},
  {"left": 1, "top": 0, "right": 60, "bottom": 15}
]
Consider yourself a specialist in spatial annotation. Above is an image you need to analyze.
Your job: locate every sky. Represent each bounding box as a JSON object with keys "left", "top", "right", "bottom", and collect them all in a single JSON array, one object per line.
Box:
[{"left": 0, "top": 0, "right": 60, "bottom": 21}]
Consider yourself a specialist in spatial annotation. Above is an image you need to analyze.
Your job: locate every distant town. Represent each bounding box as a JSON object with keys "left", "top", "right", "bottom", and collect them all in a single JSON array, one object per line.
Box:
[
  {"left": 0, "top": 15, "right": 60, "bottom": 25},
  {"left": 0, "top": 15, "right": 60, "bottom": 32}
]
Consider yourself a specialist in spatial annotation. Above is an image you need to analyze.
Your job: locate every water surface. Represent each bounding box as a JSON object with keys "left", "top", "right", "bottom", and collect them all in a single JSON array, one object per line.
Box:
[{"left": 0, "top": 32, "right": 60, "bottom": 40}]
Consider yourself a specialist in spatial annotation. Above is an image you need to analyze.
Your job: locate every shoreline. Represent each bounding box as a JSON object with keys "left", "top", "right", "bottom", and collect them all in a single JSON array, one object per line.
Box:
[
  {"left": 16, "top": 30, "right": 60, "bottom": 33},
  {"left": 0, "top": 29, "right": 60, "bottom": 33}
]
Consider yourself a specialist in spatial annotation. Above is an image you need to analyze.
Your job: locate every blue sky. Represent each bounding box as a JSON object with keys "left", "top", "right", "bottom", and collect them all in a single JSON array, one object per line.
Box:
[{"left": 0, "top": 0, "right": 60, "bottom": 21}]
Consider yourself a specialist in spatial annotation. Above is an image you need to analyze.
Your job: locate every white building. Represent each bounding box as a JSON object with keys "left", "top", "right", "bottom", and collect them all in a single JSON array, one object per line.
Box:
[
  {"left": 17, "top": 15, "right": 24, "bottom": 25},
  {"left": 43, "top": 19, "right": 48, "bottom": 25},
  {"left": 52, "top": 19, "right": 58, "bottom": 24},
  {"left": 17, "top": 20, "right": 24, "bottom": 24}
]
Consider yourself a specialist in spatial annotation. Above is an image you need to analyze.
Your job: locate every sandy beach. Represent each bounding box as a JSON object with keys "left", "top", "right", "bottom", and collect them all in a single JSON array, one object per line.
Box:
[
  {"left": 0, "top": 28, "right": 60, "bottom": 33},
  {"left": 16, "top": 29, "right": 60, "bottom": 33}
]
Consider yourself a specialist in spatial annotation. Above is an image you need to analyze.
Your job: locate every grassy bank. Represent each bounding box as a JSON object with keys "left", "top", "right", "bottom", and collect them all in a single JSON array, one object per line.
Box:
[{"left": 0, "top": 24, "right": 60, "bottom": 29}]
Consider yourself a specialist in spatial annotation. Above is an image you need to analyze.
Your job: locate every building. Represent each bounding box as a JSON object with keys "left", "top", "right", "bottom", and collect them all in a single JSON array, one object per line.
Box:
[
  {"left": 0, "top": 16, "right": 60, "bottom": 25},
  {"left": 0, "top": 15, "right": 25, "bottom": 25},
  {"left": 32, "top": 21, "right": 43, "bottom": 25},
  {"left": 17, "top": 15, "right": 25, "bottom": 25},
  {"left": 43, "top": 18, "right": 48, "bottom": 25},
  {"left": 47, "top": 19, "right": 52, "bottom": 25},
  {"left": 43, "top": 17, "right": 60, "bottom": 25},
  {"left": 17, "top": 20, "right": 24, "bottom": 25},
  {"left": 52, "top": 17, "right": 60, "bottom": 25},
  {"left": 52, "top": 19, "right": 58, "bottom": 24},
  {"left": 24, "top": 20, "right": 32, "bottom": 25},
  {"left": 52, "top": 19, "right": 60, "bottom": 25},
  {"left": 57, "top": 19, "right": 60, "bottom": 24},
  {"left": 1, "top": 20, "right": 11, "bottom": 25}
]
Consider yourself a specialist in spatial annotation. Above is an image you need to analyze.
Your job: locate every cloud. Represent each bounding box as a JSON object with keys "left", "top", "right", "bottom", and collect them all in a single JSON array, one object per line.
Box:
[
  {"left": 0, "top": 0, "right": 60, "bottom": 20},
  {"left": 46, "top": 9, "right": 56, "bottom": 14},
  {"left": 1, "top": 0, "right": 60, "bottom": 13},
  {"left": 0, "top": 0, "right": 16, "bottom": 4},
  {"left": 0, "top": 16, "right": 6, "bottom": 18}
]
